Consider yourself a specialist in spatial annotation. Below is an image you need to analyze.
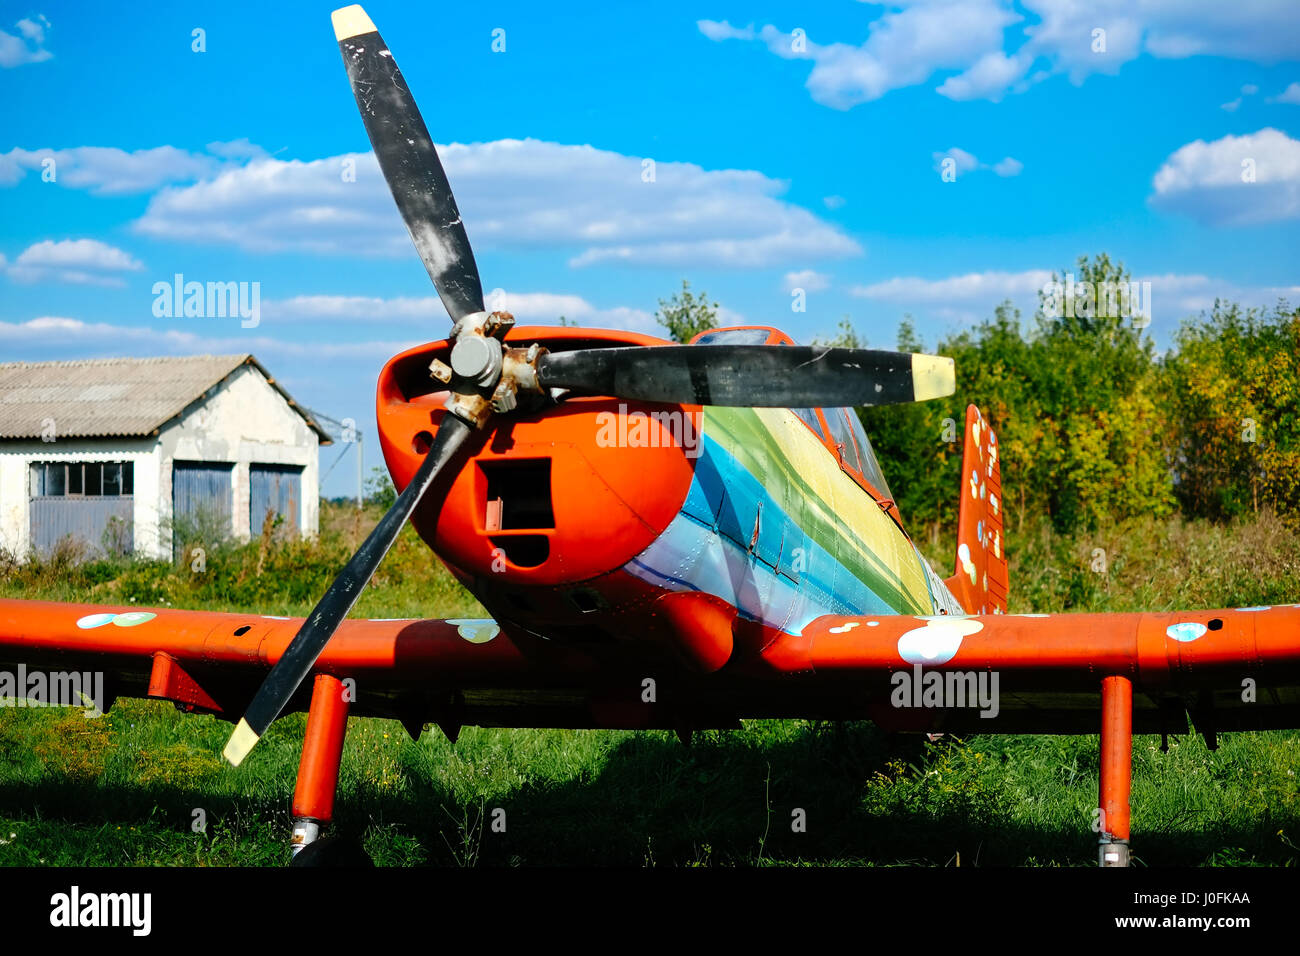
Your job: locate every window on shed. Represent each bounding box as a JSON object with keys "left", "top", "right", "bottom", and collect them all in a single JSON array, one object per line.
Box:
[{"left": 28, "top": 462, "right": 134, "bottom": 497}]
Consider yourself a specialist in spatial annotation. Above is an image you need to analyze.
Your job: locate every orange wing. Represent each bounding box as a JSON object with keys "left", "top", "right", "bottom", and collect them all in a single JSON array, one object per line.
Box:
[
  {"left": 0, "top": 599, "right": 600, "bottom": 733},
  {"left": 760, "top": 604, "right": 1300, "bottom": 735}
]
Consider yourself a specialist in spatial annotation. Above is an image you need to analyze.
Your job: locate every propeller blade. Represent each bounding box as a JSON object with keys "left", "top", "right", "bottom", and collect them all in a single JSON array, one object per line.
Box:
[
  {"left": 535, "top": 345, "right": 956, "bottom": 408},
  {"left": 223, "top": 413, "right": 474, "bottom": 766},
  {"left": 332, "top": 5, "right": 485, "bottom": 323}
]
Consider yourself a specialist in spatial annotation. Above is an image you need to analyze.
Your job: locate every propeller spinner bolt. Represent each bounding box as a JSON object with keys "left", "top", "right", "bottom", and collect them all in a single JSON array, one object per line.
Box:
[
  {"left": 449, "top": 335, "right": 503, "bottom": 388},
  {"left": 429, "top": 358, "right": 453, "bottom": 384}
]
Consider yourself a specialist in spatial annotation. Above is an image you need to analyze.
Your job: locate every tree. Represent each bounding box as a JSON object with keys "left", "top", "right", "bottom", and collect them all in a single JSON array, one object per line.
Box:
[
  {"left": 365, "top": 466, "right": 396, "bottom": 509},
  {"left": 815, "top": 316, "right": 864, "bottom": 348},
  {"left": 864, "top": 255, "right": 1180, "bottom": 536},
  {"left": 656, "top": 280, "right": 718, "bottom": 343},
  {"left": 1023, "top": 254, "right": 1174, "bottom": 532},
  {"left": 1161, "top": 299, "right": 1300, "bottom": 526}
]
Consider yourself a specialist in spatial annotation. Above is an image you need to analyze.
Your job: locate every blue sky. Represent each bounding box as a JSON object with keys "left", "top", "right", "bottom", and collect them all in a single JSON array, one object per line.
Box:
[{"left": 2, "top": 0, "right": 1299, "bottom": 496}]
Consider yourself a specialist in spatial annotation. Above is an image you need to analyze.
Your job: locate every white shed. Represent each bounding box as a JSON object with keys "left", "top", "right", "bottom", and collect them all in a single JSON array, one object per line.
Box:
[{"left": 0, "top": 354, "right": 330, "bottom": 561}]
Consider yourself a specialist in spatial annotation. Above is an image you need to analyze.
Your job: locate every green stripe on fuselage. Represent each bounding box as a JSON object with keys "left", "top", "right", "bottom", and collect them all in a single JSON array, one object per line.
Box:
[{"left": 700, "top": 406, "right": 932, "bottom": 615}]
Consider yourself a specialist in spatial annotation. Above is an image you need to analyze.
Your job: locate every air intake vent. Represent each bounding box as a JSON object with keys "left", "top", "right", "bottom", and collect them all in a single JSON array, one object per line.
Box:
[
  {"left": 490, "top": 534, "right": 549, "bottom": 568},
  {"left": 481, "top": 459, "right": 554, "bottom": 531}
]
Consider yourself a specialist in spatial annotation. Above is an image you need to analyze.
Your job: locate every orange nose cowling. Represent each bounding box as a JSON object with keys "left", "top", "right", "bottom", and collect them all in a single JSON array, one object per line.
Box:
[{"left": 375, "top": 340, "right": 696, "bottom": 590}]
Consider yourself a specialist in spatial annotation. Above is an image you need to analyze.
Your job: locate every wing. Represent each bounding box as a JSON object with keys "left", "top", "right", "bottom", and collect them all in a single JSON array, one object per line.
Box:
[
  {"left": 0, "top": 599, "right": 599, "bottom": 733},
  {"left": 760, "top": 604, "right": 1300, "bottom": 735}
]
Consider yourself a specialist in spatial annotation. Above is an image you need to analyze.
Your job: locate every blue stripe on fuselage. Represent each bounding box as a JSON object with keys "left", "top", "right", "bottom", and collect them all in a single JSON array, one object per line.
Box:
[{"left": 625, "top": 434, "right": 901, "bottom": 634}]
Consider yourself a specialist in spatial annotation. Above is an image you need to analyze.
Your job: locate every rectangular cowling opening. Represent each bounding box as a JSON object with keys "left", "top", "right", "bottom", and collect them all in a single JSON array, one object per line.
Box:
[{"left": 480, "top": 458, "right": 554, "bottom": 531}]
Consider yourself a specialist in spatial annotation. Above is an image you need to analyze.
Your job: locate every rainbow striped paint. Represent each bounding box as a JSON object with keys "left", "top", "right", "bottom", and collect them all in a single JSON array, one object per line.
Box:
[{"left": 625, "top": 406, "right": 962, "bottom": 634}]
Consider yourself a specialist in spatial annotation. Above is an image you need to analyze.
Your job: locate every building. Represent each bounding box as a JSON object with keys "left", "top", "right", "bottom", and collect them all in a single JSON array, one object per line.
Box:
[{"left": 0, "top": 354, "right": 331, "bottom": 561}]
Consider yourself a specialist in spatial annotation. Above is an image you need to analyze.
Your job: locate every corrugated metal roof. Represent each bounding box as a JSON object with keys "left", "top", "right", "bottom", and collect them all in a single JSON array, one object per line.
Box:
[{"left": 0, "top": 354, "right": 331, "bottom": 443}]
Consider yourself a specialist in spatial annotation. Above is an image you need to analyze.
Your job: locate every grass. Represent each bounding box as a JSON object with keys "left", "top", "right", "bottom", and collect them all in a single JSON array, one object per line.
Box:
[{"left": 0, "top": 504, "right": 1297, "bottom": 866}]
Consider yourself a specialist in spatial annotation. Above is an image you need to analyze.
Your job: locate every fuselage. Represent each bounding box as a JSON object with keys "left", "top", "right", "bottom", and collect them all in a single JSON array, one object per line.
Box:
[{"left": 377, "top": 325, "right": 963, "bottom": 676}]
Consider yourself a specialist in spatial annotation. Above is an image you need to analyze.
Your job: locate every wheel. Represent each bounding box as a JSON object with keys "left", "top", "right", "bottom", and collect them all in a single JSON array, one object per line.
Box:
[{"left": 290, "top": 835, "right": 374, "bottom": 867}]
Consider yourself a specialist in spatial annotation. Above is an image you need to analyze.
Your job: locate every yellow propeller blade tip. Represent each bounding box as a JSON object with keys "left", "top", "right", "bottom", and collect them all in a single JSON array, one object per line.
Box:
[
  {"left": 911, "top": 354, "right": 957, "bottom": 402},
  {"left": 222, "top": 718, "right": 260, "bottom": 767},
  {"left": 331, "top": 5, "right": 377, "bottom": 42}
]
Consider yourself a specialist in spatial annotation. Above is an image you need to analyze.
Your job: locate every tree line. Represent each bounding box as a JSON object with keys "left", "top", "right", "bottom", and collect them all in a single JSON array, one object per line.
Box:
[{"left": 857, "top": 254, "right": 1300, "bottom": 536}]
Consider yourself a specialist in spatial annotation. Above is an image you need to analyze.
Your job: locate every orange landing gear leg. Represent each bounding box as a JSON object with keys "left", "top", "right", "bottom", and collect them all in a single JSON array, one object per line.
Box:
[
  {"left": 290, "top": 673, "right": 350, "bottom": 857},
  {"left": 1099, "top": 675, "right": 1133, "bottom": 867}
]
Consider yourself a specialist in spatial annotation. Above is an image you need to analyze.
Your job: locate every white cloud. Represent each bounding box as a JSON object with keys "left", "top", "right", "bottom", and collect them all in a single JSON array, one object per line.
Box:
[
  {"left": 0, "top": 315, "right": 414, "bottom": 362},
  {"left": 823, "top": 194, "right": 846, "bottom": 210},
  {"left": 266, "top": 290, "right": 655, "bottom": 332},
  {"left": 0, "top": 15, "right": 51, "bottom": 67},
  {"left": 699, "top": 1, "right": 1300, "bottom": 107},
  {"left": 697, "top": 20, "right": 754, "bottom": 42},
  {"left": 847, "top": 268, "right": 1298, "bottom": 327},
  {"left": 936, "top": 51, "right": 1031, "bottom": 102},
  {"left": 0, "top": 143, "right": 257, "bottom": 195},
  {"left": 1269, "top": 82, "right": 1300, "bottom": 104},
  {"left": 738, "top": 3, "right": 1019, "bottom": 108},
  {"left": 714, "top": 305, "right": 748, "bottom": 327},
  {"left": 934, "top": 147, "right": 980, "bottom": 176},
  {"left": 992, "top": 157, "right": 1024, "bottom": 177},
  {"left": 1150, "top": 128, "right": 1300, "bottom": 226},
  {"left": 933, "top": 147, "right": 1023, "bottom": 178},
  {"left": 1221, "top": 82, "right": 1261, "bottom": 112},
  {"left": 1142, "top": 272, "right": 1300, "bottom": 314},
  {"left": 851, "top": 270, "right": 1055, "bottom": 304},
  {"left": 267, "top": 295, "right": 437, "bottom": 323},
  {"left": 783, "top": 269, "right": 830, "bottom": 293},
  {"left": 6, "top": 239, "right": 145, "bottom": 287},
  {"left": 134, "top": 139, "right": 860, "bottom": 269}
]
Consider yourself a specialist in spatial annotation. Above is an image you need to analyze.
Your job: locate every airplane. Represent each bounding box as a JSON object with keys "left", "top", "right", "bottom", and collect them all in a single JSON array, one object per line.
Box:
[{"left": 2, "top": 4, "right": 1298, "bottom": 868}]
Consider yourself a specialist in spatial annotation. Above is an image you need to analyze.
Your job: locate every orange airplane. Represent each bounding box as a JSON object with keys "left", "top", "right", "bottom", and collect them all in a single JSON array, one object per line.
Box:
[{"left": 2, "top": 5, "right": 1297, "bottom": 868}]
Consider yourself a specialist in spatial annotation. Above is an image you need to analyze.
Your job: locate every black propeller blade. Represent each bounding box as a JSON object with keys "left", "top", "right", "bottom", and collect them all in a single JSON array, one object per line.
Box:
[
  {"left": 535, "top": 345, "right": 956, "bottom": 408},
  {"left": 223, "top": 414, "right": 473, "bottom": 766},
  {"left": 332, "top": 4, "right": 484, "bottom": 324}
]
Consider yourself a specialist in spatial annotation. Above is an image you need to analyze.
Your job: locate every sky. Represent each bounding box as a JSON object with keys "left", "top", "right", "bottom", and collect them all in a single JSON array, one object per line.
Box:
[{"left": 2, "top": 0, "right": 1299, "bottom": 496}]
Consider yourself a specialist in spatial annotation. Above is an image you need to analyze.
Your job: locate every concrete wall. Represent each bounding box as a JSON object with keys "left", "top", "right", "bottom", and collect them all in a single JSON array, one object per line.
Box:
[{"left": 0, "top": 363, "right": 321, "bottom": 561}]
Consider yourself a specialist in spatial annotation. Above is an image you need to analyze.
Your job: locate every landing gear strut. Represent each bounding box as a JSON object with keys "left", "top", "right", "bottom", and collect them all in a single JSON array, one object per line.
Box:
[
  {"left": 1098, "top": 675, "right": 1132, "bottom": 867},
  {"left": 288, "top": 673, "right": 361, "bottom": 865}
]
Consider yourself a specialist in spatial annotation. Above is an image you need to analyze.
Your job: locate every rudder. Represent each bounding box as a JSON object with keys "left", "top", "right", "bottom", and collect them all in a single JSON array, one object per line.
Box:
[{"left": 944, "top": 404, "right": 1008, "bottom": 614}]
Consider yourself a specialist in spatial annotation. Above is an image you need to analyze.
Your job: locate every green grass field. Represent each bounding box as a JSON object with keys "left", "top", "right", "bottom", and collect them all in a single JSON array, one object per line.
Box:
[{"left": 1, "top": 504, "right": 1297, "bottom": 866}]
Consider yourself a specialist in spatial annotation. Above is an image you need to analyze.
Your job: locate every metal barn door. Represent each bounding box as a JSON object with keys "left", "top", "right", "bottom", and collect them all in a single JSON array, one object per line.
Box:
[
  {"left": 171, "top": 462, "right": 234, "bottom": 550},
  {"left": 249, "top": 464, "right": 302, "bottom": 538}
]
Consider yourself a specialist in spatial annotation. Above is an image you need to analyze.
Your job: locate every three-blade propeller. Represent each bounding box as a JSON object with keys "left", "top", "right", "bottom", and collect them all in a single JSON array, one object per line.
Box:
[{"left": 222, "top": 3, "right": 957, "bottom": 767}]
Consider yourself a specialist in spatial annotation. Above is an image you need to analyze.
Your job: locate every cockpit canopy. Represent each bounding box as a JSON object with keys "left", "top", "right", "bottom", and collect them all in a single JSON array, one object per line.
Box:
[{"left": 690, "top": 325, "right": 895, "bottom": 503}]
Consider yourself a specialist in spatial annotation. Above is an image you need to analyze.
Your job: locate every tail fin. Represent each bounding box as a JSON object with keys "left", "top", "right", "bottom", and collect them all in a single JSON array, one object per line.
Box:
[{"left": 943, "top": 404, "right": 1008, "bottom": 614}]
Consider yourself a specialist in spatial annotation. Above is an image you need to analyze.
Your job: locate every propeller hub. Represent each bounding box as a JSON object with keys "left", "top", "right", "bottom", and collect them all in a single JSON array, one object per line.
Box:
[{"left": 449, "top": 335, "right": 503, "bottom": 387}]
